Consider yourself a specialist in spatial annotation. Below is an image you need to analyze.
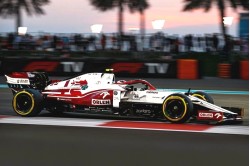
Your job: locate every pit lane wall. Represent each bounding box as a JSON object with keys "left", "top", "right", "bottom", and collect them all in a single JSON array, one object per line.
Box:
[{"left": 0, "top": 58, "right": 248, "bottom": 79}]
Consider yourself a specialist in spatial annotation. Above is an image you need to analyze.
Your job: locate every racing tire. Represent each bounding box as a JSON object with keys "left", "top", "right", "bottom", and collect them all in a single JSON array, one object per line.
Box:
[
  {"left": 162, "top": 93, "right": 193, "bottom": 123},
  {"left": 12, "top": 89, "right": 43, "bottom": 117},
  {"left": 192, "top": 91, "right": 214, "bottom": 104}
]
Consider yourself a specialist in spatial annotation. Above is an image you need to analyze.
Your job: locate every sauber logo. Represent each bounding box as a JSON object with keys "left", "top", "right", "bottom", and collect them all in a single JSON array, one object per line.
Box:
[
  {"left": 92, "top": 99, "right": 111, "bottom": 105},
  {"left": 198, "top": 111, "right": 223, "bottom": 121}
]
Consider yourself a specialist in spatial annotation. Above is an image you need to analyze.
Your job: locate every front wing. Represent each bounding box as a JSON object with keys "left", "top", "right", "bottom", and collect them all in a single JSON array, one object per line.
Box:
[{"left": 189, "top": 95, "right": 243, "bottom": 123}]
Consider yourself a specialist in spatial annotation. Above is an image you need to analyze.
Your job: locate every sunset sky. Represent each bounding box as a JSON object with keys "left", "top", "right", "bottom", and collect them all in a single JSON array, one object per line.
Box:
[{"left": 0, "top": 0, "right": 246, "bottom": 36}]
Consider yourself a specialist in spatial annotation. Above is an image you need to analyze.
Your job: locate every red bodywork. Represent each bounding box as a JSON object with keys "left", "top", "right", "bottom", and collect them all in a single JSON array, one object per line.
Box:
[{"left": 43, "top": 78, "right": 156, "bottom": 107}]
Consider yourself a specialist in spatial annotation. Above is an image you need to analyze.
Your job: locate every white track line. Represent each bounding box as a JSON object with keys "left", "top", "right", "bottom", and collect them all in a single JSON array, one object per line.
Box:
[
  {"left": 0, "top": 116, "right": 248, "bottom": 135},
  {"left": 205, "top": 126, "right": 249, "bottom": 135},
  {"left": 0, "top": 117, "right": 110, "bottom": 127}
]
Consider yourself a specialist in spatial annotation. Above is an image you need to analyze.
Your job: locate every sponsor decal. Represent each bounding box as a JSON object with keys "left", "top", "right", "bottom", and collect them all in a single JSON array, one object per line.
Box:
[
  {"left": 199, "top": 112, "right": 213, "bottom": 118},
  {"left": 214, "top": 113, "right": 222, "bottom": 119},
  {"left": 61, "top": 62, "right": 84, "bottom": 72},
  {"left": 146, "top": 91, "right": 158, "bottom": 94},
  {"left": 16, "top": 79, "right": 30, "bottom": 85},
  {"left": 100, "top": 91, "right": 110, "bottom": 99},
  {"left": 5, "top": 76, "right": 30, "bottom": 85},
  {"left": 136, "top": 109, "right": 151, "bottom": 114},
  {"left": 197, "top": 111, "right": 223, "bottom": 121},
  {"left": 71, "top": 80, "right": 87, "bottom": 86},
  {"left": 111, "top": 63, "right": 169, "bottom": 74},
  {"left": 133, "top": 94, "right": 139, "bottom": 99},
  {"left": 92, "top": 99, "right": 111, "bottom": 105},
  {"left": 111, "top": 63, "right": 143, "bottom": 74},
  {"left": 144, "top": 63, "right": 169, "bottom": 74},
  {"left": 81, "top": 85, "right": 88, "bottom": 90},
  {"left": 23, "top": 61, "right": 59, "bottom": 72},
  {"left": 57, "top": 98, "right": 72, "bottom": 102},
  {"left": 132, "top": 94, "right": 146, "bottom": 100},
  {"left": 23, "top": 61, "right": 84, "bottom": 73}
]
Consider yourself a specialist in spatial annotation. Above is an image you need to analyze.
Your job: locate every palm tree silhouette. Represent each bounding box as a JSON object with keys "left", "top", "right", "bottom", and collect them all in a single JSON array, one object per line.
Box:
[
  {"left": 183, "top": 0, "right": 248, "bottom": 52},
  {"left": 0, "top": 0, "right": 50, "bottom": 33},
  {"left": 128, "top": 0, "right": 150, "bottom": 45},
  {"left": 90, "top": 0, "right": 147, "bottom": 36}
]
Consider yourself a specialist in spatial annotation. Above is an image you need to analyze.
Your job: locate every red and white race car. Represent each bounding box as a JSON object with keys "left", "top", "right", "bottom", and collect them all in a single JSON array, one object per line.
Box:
[{"left": 5, "top": 71, "right": 243, "bottom": 123}]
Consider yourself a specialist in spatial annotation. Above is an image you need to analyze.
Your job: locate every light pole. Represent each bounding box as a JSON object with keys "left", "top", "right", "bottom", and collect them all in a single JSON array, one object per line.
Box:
[
  {"left": 90, "top": 24, "right": 103, "bottom": 34},
  {"left": 222, "top": 16, "right": 234, "bottom": 58},
  {"left": 151, "top": 19, "right": 166, "bottom": 51},
  {"left": 90, "top": 24, "right": 103, "bottom": 50},
  {"left": 18, "top": 27, "right": 27, "bottom": 36},
  {"left": 151, "top": 19, "right": 165, "bottom": 31},
  {"left": 223, "top": 16, "right": 234, "bottom": 27}
]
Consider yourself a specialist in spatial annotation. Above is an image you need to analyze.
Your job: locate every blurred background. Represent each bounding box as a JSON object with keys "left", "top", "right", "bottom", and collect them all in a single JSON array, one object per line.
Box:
[{"left": 0, "top": 0, "right": 249, "bottom": 79}]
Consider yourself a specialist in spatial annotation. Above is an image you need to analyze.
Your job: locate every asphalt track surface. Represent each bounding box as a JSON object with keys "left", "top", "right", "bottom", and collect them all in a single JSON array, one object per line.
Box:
[{"left": 0, "top": 76, "right": 249, "bottom": 166}]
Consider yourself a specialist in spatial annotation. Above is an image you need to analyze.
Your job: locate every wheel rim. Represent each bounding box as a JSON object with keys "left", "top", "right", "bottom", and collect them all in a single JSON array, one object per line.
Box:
[
  {"left": 14, "top": 92, "right": 34, "bottom": 115},
  {"left": 164, "top": 100, "right": 185, "bottom": 120},
  {"left": 192, "top": 94, "right": 206, "bottom": 101}
]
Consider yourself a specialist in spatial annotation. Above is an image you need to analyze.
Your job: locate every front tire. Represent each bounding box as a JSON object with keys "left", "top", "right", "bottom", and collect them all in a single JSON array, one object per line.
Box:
[
  {"left": 12, "top": 89, "right": 43, "bottom": 117},
  {"left": 162, "top": 93, "right": 193, "bottom": 123},
  {"left": 192, "top": 91, "right": 214, "bottom": 104}
]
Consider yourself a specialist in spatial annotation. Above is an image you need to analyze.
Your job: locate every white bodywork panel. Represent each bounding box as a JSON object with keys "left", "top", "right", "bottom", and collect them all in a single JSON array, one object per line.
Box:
[
  {"left": 45, "top": 73, "right": 115, "bottom": 90},
  {"left": 120, "top": 90, "right": 172, "bottom": 104},
  {"left": 188, "top": 95, "right": 237, "bottom": 114},
  {"left": 113, "top": 91, "right": 121, "bottom": 108},
  {"left": 118, "top": 89, "right": 236, "bottom": 115},
  {"left": 43, "top": 73, "right": 125, "bottom": 96},
  {"left": 5, "top": 75, "right": 30, "bottom": 85}
]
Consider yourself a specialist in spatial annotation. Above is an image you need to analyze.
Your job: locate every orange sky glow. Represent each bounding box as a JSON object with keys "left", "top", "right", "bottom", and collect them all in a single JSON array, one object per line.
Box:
[{"left": 0, "top": 0, "right": 245, "bottom": 36}]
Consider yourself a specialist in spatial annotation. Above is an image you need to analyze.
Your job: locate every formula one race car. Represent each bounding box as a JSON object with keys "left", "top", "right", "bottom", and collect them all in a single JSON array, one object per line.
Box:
[{"left": 5, "top": 71, "right": 243, "bottom": 124}]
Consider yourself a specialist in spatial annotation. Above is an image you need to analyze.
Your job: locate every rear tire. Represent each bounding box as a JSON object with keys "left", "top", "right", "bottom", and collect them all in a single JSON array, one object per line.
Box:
[
  {"left": 162, "top": 93, "right": 193, "bottom": 123},
  {"left": 12, "top": 89, "right": 43, "bottom": 117}
]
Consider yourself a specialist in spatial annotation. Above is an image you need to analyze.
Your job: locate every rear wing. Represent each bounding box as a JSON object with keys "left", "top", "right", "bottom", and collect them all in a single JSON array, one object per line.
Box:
[{"left": 5, "top": 72, "right": 49, "bottom": 91}]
